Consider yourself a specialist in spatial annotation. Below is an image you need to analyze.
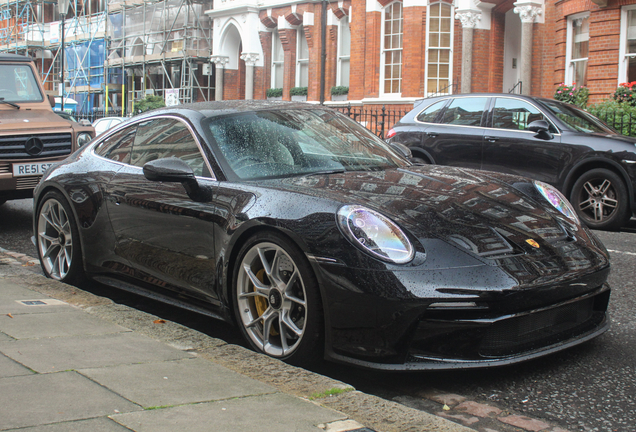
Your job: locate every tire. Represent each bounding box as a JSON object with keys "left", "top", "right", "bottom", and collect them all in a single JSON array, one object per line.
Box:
[
  {"left": 35, "top": 191, "right": 85, "bottom": 283},
  {"left": 232, "top": 231, "right": 323, "bottom": 364},
  {"left": 570, "top": 168, "right": 631, "bottom": 230}
]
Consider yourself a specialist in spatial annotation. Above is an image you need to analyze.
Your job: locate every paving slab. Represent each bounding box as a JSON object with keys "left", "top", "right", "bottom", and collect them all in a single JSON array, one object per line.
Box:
[
  {"left": 0, "top": 332, "right": 193, "bottom": 373},
  {"left": 111, "top": 392, "right": 347, "bottom": 432},
  {"left": 0, "top": 310, "right": 128, "bottom": 339},
  {"left": 0, "top": 352, "right": 33, "bottom": 378},
  {"left": 0, "top": 371, "right": 142, "bottom": 430},
  {"left": 80, "top": 357, "right": 276, "bottom": 408},
  {"left": 3, "top": 417, "right": 132, "bottom": 432},
  {"left": 0, "top": 331, "right": 12, "bottom": 343}
]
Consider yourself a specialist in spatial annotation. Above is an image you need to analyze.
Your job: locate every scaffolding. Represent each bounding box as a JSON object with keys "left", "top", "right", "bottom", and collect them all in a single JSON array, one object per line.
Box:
[
  {"left": 0, "top": 0, "right": 215, "bottom": 116},
  {"left": 107, "top": 0, "right": 214, "bottom": 114}
]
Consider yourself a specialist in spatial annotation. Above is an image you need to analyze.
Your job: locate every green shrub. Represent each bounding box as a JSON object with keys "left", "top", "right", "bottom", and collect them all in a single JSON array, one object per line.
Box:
[
  {"left": 266, "top": 88, "right": 283, "bottom": 98},
  {"left": 136, "top": 95, "right": 166, "bottom": 113},
  {"left": 330, "top": 86, "right": 349, "bottom": 96},
  {"left": 613, "top": 82, "right": 636, "bottom": 106},
  {"left": 554, "top": 83, "right": 589, "bottom": 108},
  {"left": 290, "top": 86, "right": 308, "bottom": 96},
  {"left": 588, "top": 99, "right": 636, "bottom": 136}
]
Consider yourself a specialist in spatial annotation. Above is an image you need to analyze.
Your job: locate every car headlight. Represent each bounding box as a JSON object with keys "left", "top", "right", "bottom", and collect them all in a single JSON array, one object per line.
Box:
[
  {"left": 534, "top": 181, "right": 579, "bottom": 224},
  {"left": 76, "top": 132, "right": 92, "bottom": 147},
  {"left": 337, "top": 205, "right": 414, "bottom": 264}
]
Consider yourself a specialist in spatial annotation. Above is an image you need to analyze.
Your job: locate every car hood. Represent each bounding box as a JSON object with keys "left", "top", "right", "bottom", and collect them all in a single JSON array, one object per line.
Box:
[
  {"left": 268, "top": 165, "right": 608, "bottom": 268},
  {"left": 0, "top": 108, "right": 72, "bottom": 131}
]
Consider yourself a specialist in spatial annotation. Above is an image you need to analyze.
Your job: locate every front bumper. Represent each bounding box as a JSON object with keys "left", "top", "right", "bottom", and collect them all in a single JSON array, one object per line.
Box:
[{"left": 326, "top": 283, "right": 610, "bottom": 370}]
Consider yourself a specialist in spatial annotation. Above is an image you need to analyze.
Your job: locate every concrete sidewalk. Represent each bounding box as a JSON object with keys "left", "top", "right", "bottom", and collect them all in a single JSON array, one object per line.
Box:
[{"left": 0, "top": 251, "right": 472, "bottom": 432}]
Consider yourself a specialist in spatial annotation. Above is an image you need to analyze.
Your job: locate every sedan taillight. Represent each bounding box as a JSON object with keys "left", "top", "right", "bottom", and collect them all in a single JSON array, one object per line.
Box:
[{"left": 386, "top": 128, "right": 396, "bottom": 139}]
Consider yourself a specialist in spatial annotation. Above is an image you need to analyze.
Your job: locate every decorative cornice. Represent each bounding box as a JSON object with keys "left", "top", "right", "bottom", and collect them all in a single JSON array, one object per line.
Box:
[
  {"left": 454, "top": 9, "right": 481, "bottom": 29},
  {"left": 240, "top": 52, "right": 260, "bottom": 66},
  {"left": 211, "top": 55, "right": 230, "bottom": 67},
  {"left": 285, "top": 12, "right": 303, "bottom": 26},
  {"left": 513, "top": 3, "right": 543, "bottom": 24}
]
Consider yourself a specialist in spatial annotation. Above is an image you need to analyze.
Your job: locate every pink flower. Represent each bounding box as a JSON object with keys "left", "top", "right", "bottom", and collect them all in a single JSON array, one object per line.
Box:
[
  {"left": 569, "top": 93, "right": 573, "bottom": 96},
  {"left": 558, "top": 90, "right": 562, "bottom": 93}
]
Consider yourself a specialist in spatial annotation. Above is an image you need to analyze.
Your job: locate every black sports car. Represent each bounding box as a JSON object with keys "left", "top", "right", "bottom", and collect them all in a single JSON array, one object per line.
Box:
[{"left": 33, "top": 101, "right": 611, "bottom": 370}]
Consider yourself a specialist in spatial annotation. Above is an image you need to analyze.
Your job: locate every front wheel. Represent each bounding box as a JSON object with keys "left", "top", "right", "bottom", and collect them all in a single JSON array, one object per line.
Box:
[
  {"left": 232, "top": 232, "right": 323, "bottom": 364},
  {"left": 36, "top": 191, "right": 85, "bottom": 283},
  {"left": 570, "top": 168, "right": 631, "bottom": 230}
]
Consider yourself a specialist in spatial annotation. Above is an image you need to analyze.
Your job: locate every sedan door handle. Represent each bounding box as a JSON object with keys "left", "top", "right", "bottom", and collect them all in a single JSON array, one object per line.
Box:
[
  {"left": 427, "top": 132, "right": 438, "bottom": 138},
  {"left": 485, "top": 136, "right": 499, "bottom": 142}
]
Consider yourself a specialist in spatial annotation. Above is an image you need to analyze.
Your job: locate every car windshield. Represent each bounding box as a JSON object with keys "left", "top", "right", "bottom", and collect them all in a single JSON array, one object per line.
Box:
[
  {"left": 0, "top": 64, "right": 43, "bottom": 102},
  {"left": 207, "top": 109, "right": 407, "bottom": 180},
  {"left": 541, "top": 100, "right": 615, "bottom": 134}
]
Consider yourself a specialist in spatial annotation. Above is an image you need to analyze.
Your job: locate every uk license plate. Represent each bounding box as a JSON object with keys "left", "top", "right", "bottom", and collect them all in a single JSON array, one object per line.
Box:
[{"left": 12, "top": 161, "right": 54, "bottom": 177}]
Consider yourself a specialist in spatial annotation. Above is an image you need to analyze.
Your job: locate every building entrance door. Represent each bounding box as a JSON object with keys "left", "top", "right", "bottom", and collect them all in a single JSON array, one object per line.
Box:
[{"left": 502, "top": 9, "right": 522, "bottom": 93}]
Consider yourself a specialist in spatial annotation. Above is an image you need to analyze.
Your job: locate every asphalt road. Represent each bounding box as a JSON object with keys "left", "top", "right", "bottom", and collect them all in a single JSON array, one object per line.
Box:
[{"left": 2, "top": 198, "right": 635, "bottom": 432}]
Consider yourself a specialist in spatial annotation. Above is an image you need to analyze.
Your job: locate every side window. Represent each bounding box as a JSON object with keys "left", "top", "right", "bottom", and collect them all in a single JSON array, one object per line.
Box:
[
  {"left": 492, "top": 98, "right": 547, "bottom": 131},
  {"left": 94, "top": 125, "right": 136, "bottom": 164},
  {"left": 416, "top": 100, "right": 447, "bottom": 123},
  {"left": 130, "top": 118, "right": 209, "bottom": 177},
  {"left": 440, "top": 97, "right": 488, "bottom": 127}
]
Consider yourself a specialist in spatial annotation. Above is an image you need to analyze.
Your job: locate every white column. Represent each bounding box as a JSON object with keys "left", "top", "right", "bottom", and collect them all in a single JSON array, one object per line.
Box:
[
  {"left": 455, "top": 10, "right": 481, "bottom": 93},
  {"left": 240, "top": 52, "right": 260, "bottom": 100},
  {"left": 211, "top": 55, "right": 229, "bottom": 101},
  {"left": 513, "top": 2, "right": 542, "bottom": 95}
]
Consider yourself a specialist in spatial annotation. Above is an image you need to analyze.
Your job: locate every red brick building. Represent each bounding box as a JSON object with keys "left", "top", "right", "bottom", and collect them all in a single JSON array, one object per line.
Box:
[{"left": 206, "top": 0, "right": 636, "bottom": 108}]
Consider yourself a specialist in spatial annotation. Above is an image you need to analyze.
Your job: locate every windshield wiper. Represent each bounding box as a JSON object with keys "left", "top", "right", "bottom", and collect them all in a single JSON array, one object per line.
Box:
[
  {"left": 0, "top": 98, "right": 20, "bottom": 109},
  {"left": 303, "top": 168, "right": 346, "bottom": 176}
]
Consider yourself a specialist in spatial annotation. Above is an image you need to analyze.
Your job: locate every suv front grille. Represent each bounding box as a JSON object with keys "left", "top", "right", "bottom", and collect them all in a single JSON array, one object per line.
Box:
[{"left": 0, "top": 133, "right": 73, "bottom": 159}]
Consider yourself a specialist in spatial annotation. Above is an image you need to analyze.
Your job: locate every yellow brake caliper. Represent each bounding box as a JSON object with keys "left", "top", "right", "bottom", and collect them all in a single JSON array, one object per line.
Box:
[{"left": 252, "top": 269, "right": 279, "bottom": 336}]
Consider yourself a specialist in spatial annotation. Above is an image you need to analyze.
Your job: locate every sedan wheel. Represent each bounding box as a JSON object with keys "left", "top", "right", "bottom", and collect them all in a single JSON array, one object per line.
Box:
[
  {"left": 36, "top": 191, "right": 84, "bottom": 283},
  {"left": 571, "top": 168, "right": 630, "bottom": 230},
  {"left": 233, "top": 233, "right": 322, "bottom": 364}
]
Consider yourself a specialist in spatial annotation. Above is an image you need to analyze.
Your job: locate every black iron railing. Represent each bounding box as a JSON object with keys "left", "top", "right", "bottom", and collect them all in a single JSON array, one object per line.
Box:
[{"left": 331, "top": 104, "right": 411, "bottom": 139}]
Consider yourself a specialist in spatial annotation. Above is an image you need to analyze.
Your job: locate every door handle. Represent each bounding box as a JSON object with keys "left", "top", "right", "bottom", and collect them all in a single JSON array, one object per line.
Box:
[
  {"left": 485, "top": 136, "right": 499, "bottom": 142},
  {"left": 426, "top": 132, "right": 438, "bottom": 138}
]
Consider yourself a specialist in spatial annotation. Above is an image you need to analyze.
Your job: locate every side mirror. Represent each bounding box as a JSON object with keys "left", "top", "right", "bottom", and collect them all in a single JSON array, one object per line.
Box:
[
  {"left": 143, "top": 157, "right": 211, "bottom": 202},
  {"left": 79, "top": 119, "right": 91, "bottom": 126},
  {"left": 527, "top": 119, "right": 553, "bottom": 140},
  {"left": 527, "top": 119, "right": 550, "bottom": 133},
  {"left": 389, "top": 142, "right": 413, "bottom": 159},
  {"left": 48, "top": 94, "right": 56, "bottom": 108}
]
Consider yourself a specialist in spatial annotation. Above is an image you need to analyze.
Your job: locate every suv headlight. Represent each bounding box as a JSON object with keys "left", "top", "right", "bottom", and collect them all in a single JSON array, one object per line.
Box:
[
  {"left": 77, "top": 132, "right": 92, "bottom": 147},
  {"left": 337, "top": 205, "right": 414, "bottom": 264},
  {"left": 534, "top": 181, "right": 579, "bottom": 224}
]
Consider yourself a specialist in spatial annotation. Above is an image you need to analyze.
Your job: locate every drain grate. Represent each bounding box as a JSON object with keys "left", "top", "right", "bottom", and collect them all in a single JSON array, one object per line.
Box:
[{"left": 16, "top": 299, "right": 66, "bottom": 306}]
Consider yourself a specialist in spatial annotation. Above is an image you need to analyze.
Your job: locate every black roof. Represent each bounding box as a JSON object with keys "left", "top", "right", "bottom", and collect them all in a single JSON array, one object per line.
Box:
[
  {"left": 143, "top": 100, "right": 332, "bottom": 119},
  {"left": 0, "top": 53, "right": 33, "bottom": 63}
]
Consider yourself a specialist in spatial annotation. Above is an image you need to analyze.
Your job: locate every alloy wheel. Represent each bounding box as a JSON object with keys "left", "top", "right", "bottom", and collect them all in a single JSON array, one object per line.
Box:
[
  {"left": 236, "top": 242, "right": 308, "bottom": 357},
  {"left": 578, "top": 178, "right": 619, "bottom": 223},
  {"left": 37, "top": 198, "right": 74, "bottom": 280}
]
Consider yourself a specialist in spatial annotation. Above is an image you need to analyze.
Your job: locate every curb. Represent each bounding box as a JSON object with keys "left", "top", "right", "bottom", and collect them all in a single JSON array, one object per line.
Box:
[{"left": 0, "top": 249, "right": 473, "bottom": 432}]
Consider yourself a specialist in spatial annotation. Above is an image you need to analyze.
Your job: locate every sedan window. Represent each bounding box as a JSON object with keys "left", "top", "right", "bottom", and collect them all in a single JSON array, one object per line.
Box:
[
  {"left": 94, "top": 125, "right": 136, "bottom": 164},
  {"left": 440, "top": 97, "right": 488, "bottom": 127},
  {"left": 492, "top": 98, "right": 548, "bottom": 131},
  {"left": 131, "top": 118, "right": 209, "bottom": 177},
  {"left": 416, "top": 100, "right": 447, "bottom": 123}
]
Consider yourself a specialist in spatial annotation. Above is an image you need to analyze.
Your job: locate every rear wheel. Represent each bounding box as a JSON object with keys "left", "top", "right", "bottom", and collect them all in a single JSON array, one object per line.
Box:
[
  {"left": 232, "top": 232, "right": 323, "bottom": 364},
  {"left": 35, "top": 191, "right": 85, "bottom": 283},
  {"left": 570, "top": 168, "right": 631, "bottom": 230}
]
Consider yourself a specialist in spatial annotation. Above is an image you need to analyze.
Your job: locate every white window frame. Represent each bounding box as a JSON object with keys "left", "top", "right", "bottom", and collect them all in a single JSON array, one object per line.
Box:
[
  {"left": 424, "top": 1, "right": 454, "bottom": 96},
  {"left": 565, "top": 12, "right": 589, "bottom": 86},
  {"left": 337, "top": 16, "right": 350, "bottom": 87},
  {"left": 271, "top": 30, "right": 284, "bottom": 89},
  {"left": 619, "top": 5, "right": 636, "bottom": 84},
  {"left": 379, "top": 1, "right": 403, "bottom": 96},
  {"left": 296, "top": 26, "right": 309, "bottom": 87}
]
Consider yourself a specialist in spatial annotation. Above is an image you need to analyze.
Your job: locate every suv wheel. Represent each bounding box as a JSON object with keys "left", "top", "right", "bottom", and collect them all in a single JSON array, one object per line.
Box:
[{"left": 570, "top": 168, "right": 631, "bottom": 230}]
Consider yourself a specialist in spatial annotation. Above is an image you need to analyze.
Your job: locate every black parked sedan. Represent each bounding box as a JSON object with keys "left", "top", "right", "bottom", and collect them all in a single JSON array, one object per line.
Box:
[
  {"left": 33, "top": 101, "right": 610, "bottom": 370},
  {"left": 387, "top": 93, "right": 636, "bottom": 230}
]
